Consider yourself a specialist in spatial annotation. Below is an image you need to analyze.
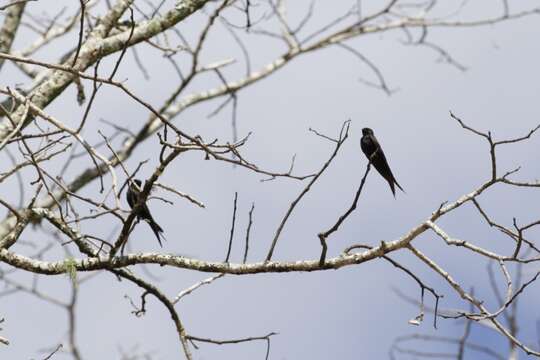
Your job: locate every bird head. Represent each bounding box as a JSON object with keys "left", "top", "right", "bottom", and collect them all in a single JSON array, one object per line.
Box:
[
  {"left": 130, "top": 179, "right": 142, "bottom": 189},
  {"left": 362, "top": 128, "right": 374, "bottom": 136}
]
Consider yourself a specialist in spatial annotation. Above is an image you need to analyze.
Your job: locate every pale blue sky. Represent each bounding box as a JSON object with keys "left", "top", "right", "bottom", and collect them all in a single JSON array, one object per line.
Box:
[{"left": 1, "top": 1, "right": 540, "bottom": 359}]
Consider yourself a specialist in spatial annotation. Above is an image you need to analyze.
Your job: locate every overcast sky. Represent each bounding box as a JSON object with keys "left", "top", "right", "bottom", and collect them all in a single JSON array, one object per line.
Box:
[{"left": 1, "top": 1, "right": 540, "bottom": 359}]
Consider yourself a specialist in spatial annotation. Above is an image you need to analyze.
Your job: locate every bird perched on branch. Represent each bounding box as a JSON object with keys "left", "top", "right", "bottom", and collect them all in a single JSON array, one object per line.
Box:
[
  {"left": 360, "top": 127, "right": 404, "bottom": 197},
  {"left": 126, "top": 179, "right": 165, "bottom": 247}
]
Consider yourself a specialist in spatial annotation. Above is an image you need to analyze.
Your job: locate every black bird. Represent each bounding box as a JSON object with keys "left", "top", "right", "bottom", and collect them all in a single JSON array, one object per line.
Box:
[
  {"left": 126, "top": 179, "right": 164, "bottom": 247},
  {"left": 360, "top": 127, "right": 404, "bottom": 197}
]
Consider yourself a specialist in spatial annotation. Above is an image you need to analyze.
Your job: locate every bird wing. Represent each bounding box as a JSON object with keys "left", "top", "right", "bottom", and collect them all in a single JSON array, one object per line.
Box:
[
  {"left": 127, "top": 186, "right": 154, "bottom": 221},
  {"left": 372, "top": 149, "right": 394, "bottom": 179},
  {"left": 126, "top": 187, "right": 137, "bottom": 208},
  {"left": 138, "top": 202, "right": 155, "bottom": 221},
  {"left": 361, "top": 135, "right": 378, "bottom": 157},
  {"left": 362, "top": 134, "right": 404, "bottom": 195}
]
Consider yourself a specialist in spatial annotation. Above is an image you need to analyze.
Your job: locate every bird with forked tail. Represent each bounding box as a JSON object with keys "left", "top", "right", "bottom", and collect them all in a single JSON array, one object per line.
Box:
[
  {"left": 126, "top": 179, "right": 165, "bottom": 247},
  {"left": 360, "top": 127, "right": 404, "bottom": 197}
]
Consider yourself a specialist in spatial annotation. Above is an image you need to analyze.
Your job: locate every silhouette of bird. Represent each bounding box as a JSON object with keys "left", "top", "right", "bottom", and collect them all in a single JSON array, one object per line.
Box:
[
  {"left": 126, "top": 179, "right": 164, "bottom": 247},
  {"left": 360, "top": 127, "right": 404, "bottom": 197}
]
